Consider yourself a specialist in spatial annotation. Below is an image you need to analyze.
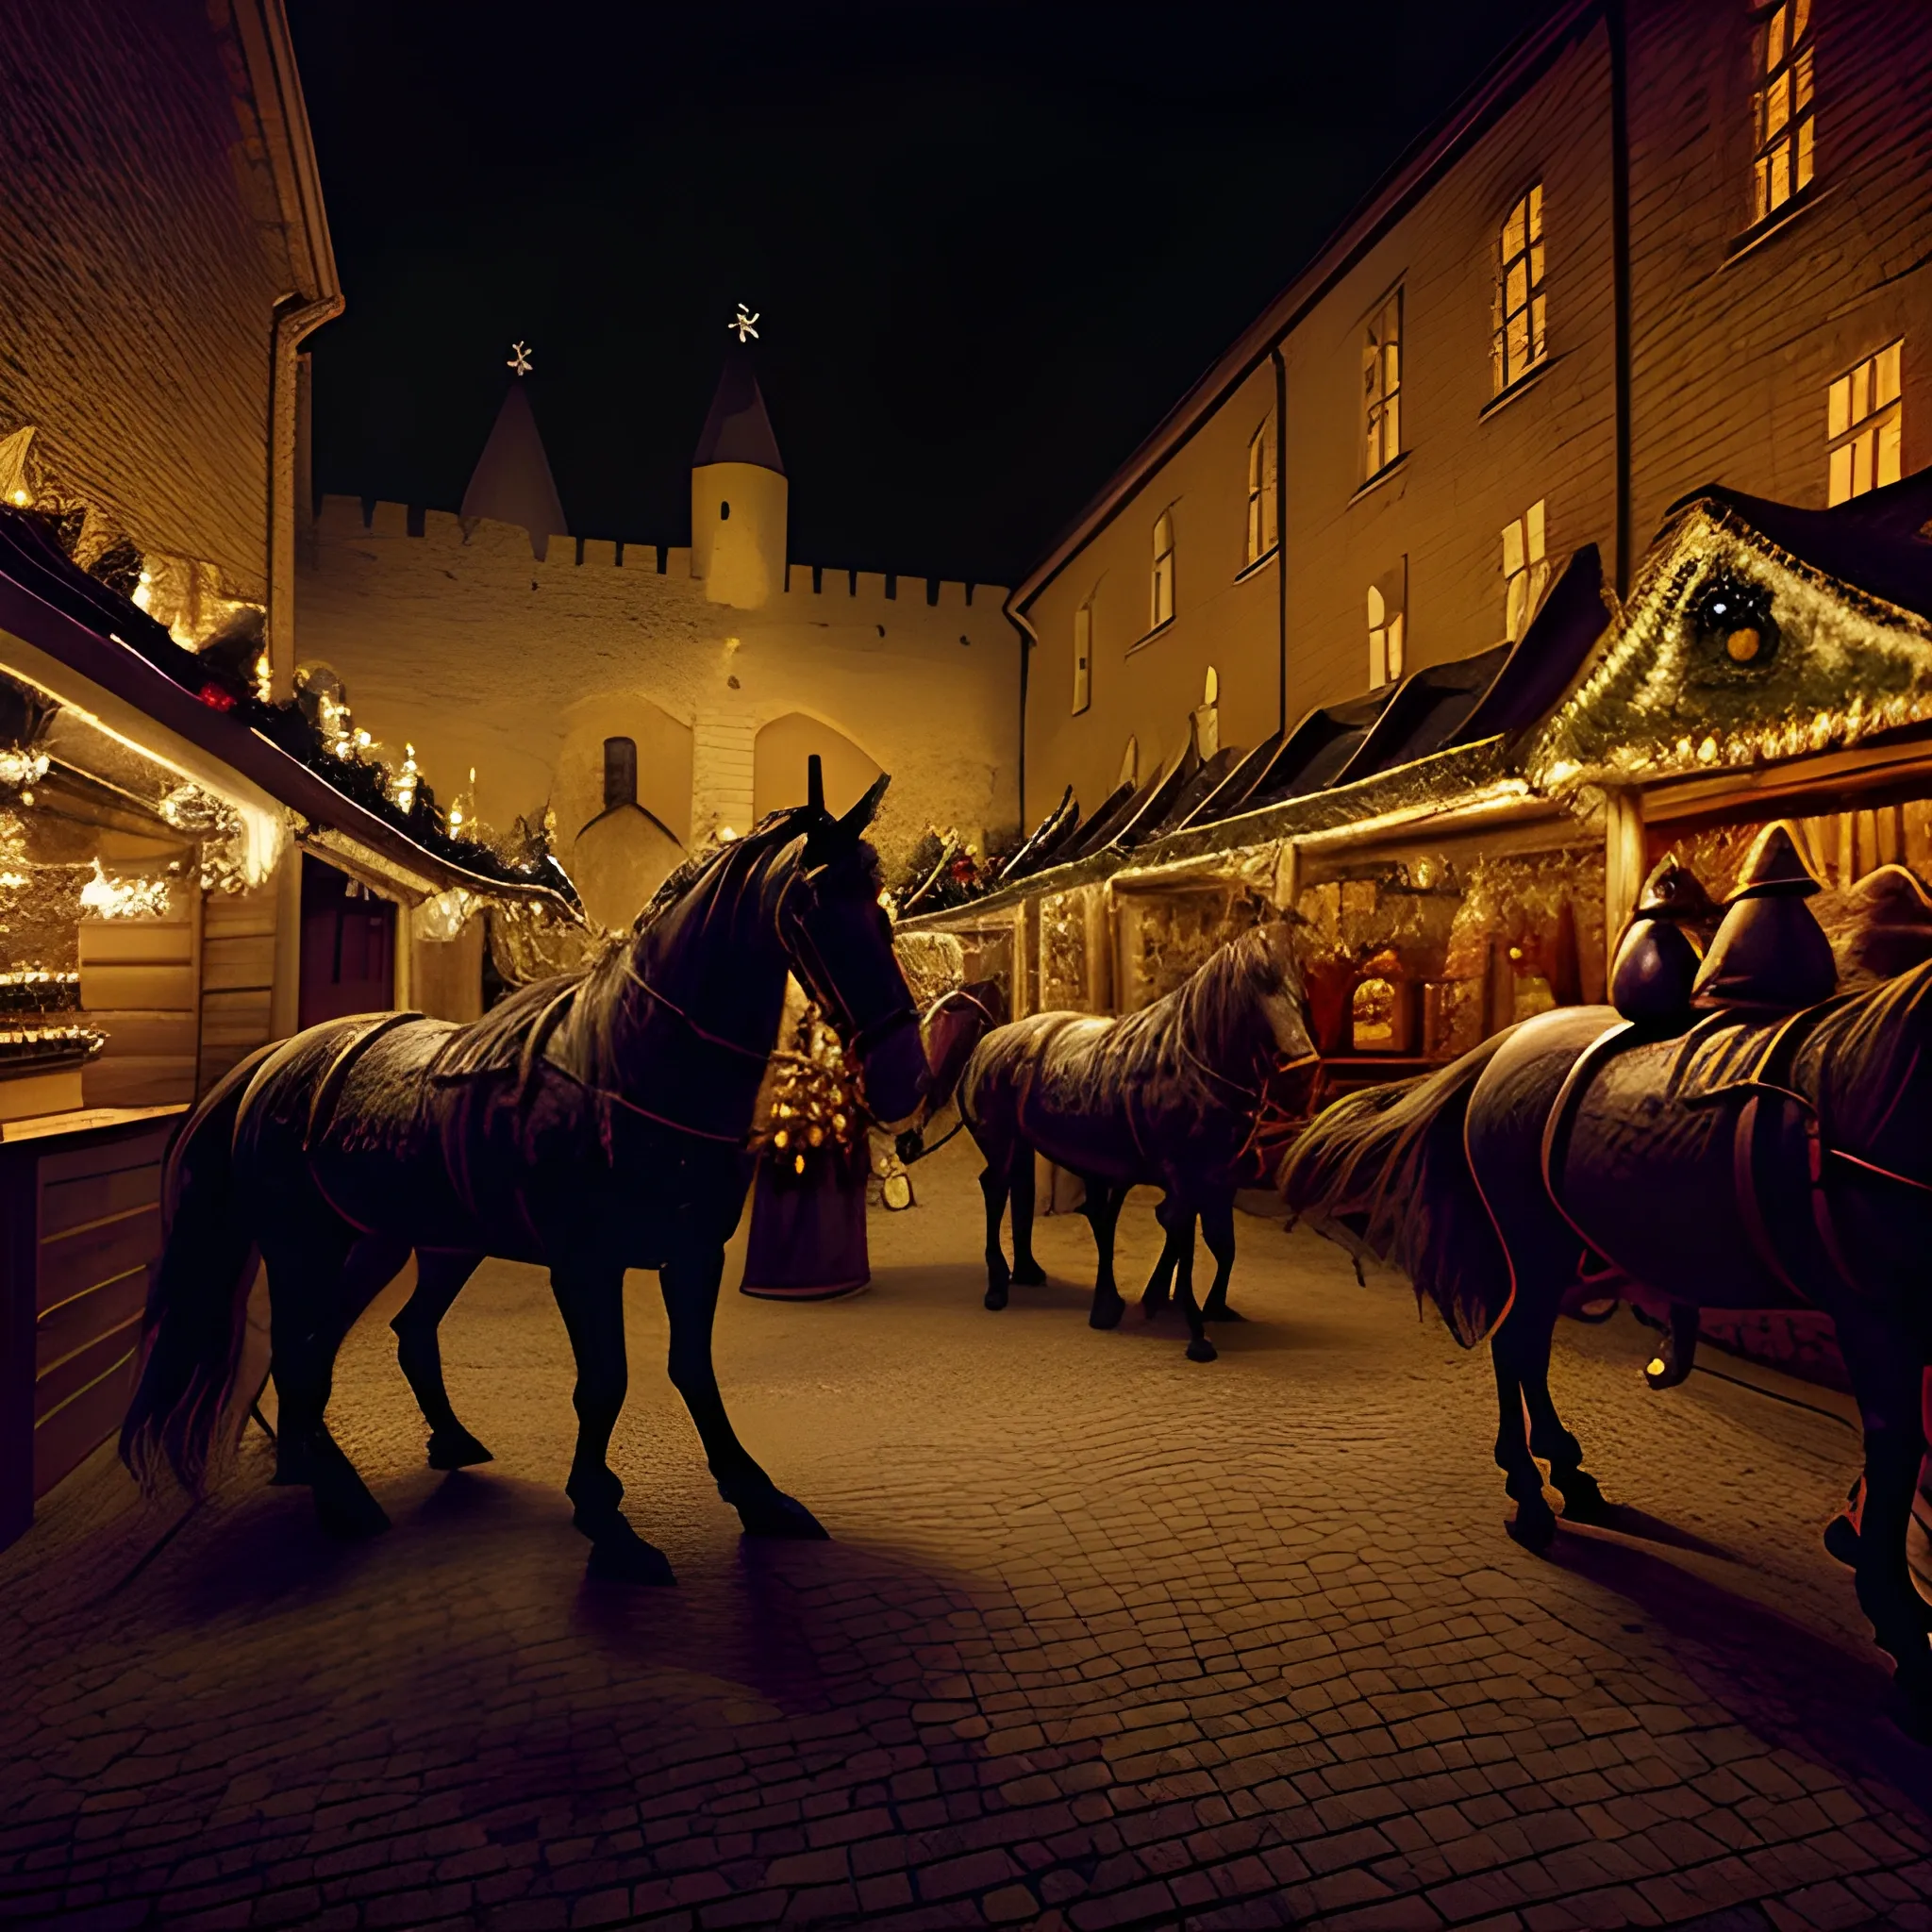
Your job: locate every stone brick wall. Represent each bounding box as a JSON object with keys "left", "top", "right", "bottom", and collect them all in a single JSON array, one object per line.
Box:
[{"left": 0, "top": 0, "right": 295, "bottom": 599}]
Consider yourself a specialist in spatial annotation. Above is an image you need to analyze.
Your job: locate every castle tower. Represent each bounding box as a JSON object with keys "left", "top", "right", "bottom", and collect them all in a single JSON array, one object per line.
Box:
[
  {"left": 691, "top": 350, "right": 787, "bottom": 609},
  {"left": 461, "top": 359, "right": 567, "bottom": 561}
]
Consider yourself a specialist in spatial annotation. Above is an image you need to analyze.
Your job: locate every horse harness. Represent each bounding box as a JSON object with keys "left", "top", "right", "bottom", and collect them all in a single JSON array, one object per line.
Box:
[{"left": 1542, "top": 997, "right": 1932, "bottom": 1307}]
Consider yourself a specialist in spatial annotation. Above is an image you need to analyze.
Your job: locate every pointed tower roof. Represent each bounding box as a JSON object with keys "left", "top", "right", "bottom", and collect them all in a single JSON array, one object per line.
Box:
[
  {"left": 461, "top": 381, "right": 568, "bottom": 558},
  {"left": 694, "top": 354, "right": 784, "bottom": 475}
]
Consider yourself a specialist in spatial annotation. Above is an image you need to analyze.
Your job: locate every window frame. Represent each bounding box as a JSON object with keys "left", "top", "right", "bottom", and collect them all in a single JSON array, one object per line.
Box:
[
  {"left": 1491, "top": 183, "right": 1547, "bottom": 396},
  {"left": 1367, "top": 574, "right": 1406, "bottom": 691},
  {"left": 1749, "top": 0, "right": 1816, "bottom": 230},
  {"left": 1826, "top": 341, "right": 1904, "bottom": 506},
  {"left": 1244, "top": 413, "right": 1278, "bottom": 567},
  {"left": 1150, "top": 509, "right": 1176, "bottom": 632},
  {"left": 1072, "top": 600, "right": 1093, "bottom": 714},
  {"left": 602, "top": 735, "right": 638, "bottom": 812},
  {"left": 1362, "top": 290, "right": 1404, "bottom": 484},
  {"left": 1501, "top": 498, "right": 1549, "bottom": 643}
]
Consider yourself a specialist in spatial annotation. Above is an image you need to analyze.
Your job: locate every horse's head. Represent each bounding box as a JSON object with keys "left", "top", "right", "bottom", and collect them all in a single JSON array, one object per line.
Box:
[
  {"left": 1252, "top": 920, "right": 1316, "bottom": 1064},
  {"left": 778, "top": 759, "right": 929, "bottom": 1127}
]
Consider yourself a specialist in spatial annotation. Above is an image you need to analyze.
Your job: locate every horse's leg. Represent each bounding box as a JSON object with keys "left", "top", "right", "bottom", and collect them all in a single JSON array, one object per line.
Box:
[
  {"left": 1643, "top": 1302, "right": 1701, "bottom": 1391},
  {"left": 391, "top": 1249, "right": 491, "bottom": 1469},
  {"left": 661, "top": 1244, "right": 827, "bottom": 1540},
  {"left": 264, "top": 1226, "right": 392, "bottom": 1540},
  {"left": 549, "top": 1257, "right": 674, "bottom": 1584},
  {"left": 1141, "top": 1197, "right": 1184, "bottom": 1315},
  {"left": 1511, "top": 1293, "right": 1613, "bottom": 1524},
  {"left": 1490, "top": 1291, "right": 1562, "bottom": 1552},
  {"left": 1199, "top": 1194, "right": 1241, "bottom": 1323},
  {"left": 1009, "top": 1153, "right": 1046, "bottom": 1287},
  {"left": 1083, "top": 1180, "right": 1127, "bottom": 1331},
  {"left": 1836, "top": 1309, "right": 1932, "bottom": 1735},
  {"left": 978, "top": 1158, "right": 1012, "bottom": 1310},
  {"left": 1170, "top": 1205, "right": 1216, "bottom": 1365}
]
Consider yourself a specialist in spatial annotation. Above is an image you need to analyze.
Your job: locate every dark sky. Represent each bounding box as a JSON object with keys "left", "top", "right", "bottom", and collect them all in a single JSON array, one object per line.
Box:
[{"left": 290, "top": 0, "right": 1555, "bottom": 588}]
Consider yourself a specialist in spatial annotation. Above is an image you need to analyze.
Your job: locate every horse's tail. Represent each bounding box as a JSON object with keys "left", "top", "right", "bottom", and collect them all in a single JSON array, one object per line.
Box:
[
  {"left": 1279, "top": 1029, "right": 1514, "bottom": 1346},
  {"left": 119, "top": 1043, "right": 276, "bottom": 1496}
]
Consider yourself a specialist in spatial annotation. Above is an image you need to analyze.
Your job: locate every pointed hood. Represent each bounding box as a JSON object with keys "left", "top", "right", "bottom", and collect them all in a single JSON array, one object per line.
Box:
[
  {"left": 461, "top": 382, "right": 568, "bottom": 559},
  {"left": 694, "top": 354, "right": 784, "bottom": 475},
  {"left": 1727, "top": 821, "right": 1824, "bottom": 901}
]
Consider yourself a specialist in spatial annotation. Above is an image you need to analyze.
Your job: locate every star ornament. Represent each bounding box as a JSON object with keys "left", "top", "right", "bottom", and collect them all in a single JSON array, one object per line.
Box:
[
  {"left": 507, "top": 341, "right": 534, "bottom": 375},
  {"left": 729, "top": 303, "right": 759, "bottom": 344}
]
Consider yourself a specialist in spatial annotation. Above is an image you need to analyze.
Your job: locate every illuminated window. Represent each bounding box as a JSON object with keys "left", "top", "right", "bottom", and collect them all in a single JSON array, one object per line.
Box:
[
  {"left": 1501, "top": 499, "right": 1548, "bottom": 641},
  {"left": 1245, "top": 414, "right": 1277, "bottom": 565},
  {"left": 1353, "top": 976, "right": 1397, "bottom": 1051},
  {"left": 1073, "top": 601, "right": 1092, "bottom": 714},
  {"left": 1751, "top": 0, "right": 1815, "bottom": 225},
  {"left": 1368, "top": 578, "right": 1405, "bottom": 690},
  {"left": 1151, "top": 510, "right": 1175, "bottom": 629},
  {"left": 1363, "top": 291, "right": 1403, "bottom": 479},
  {"left": 1492, "top": 184, "right": 1546, "bottom": 393},
  {"left": 603, "top": 736, "right": 637, "bottom": 811},
  {"left": 1827, "top": 341, "right": 1903, "bottom": 505}
]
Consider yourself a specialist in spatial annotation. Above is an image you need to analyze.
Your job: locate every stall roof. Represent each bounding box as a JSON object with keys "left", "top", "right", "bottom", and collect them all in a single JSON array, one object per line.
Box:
[{"left": 0, "top": 509, "right": 577, "bottom": 910}]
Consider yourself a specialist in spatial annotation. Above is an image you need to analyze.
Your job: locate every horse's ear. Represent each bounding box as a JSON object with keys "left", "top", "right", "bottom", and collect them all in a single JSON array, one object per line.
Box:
[
  {"left": 807, "top": 755, "right": 824, "bottom": 817},
  {"left": 836, "top": 771, "right": 890, "bottom": 841}
]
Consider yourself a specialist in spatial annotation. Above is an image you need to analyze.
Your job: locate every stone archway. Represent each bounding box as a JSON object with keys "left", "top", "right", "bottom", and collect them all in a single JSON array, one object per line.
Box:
[{"left": 753, "top": 713, "right": 882, "bottom": 823}]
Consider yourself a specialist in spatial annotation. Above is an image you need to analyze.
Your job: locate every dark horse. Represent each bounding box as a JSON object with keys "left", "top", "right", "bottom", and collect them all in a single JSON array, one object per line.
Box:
[
  {"left": 1281, "top": 968, "right": 1932, "bottom": 1732},
  {"left": 120, "top": 766, "right": 928, "bottom": 1584},
  {"left": 959, "top": 923, "right": 1312, "bottom": 1360}
]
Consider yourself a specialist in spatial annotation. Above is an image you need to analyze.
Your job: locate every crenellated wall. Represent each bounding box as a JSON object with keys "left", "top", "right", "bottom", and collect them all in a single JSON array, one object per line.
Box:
[{"left": 295, "top": 496, "right": 1022, "bottom": 927}]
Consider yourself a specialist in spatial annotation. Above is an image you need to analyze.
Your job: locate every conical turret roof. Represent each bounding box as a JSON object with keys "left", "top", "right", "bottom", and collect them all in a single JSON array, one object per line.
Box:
[
  {"left": 462, "top": 381, "right": 568, "bottom": 558},
  {"left": 694, "top": 353, "right": 784, "bottom": 475}
]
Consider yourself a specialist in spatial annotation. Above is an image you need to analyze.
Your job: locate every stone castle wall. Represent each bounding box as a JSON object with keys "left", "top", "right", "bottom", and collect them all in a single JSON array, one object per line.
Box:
[{"left": 295, "top": 497, "right": 1023, "bottom": 925}]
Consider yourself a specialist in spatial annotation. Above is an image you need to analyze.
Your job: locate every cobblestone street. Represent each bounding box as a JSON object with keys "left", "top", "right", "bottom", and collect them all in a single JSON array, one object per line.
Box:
[{"left": 4, "top": 1141, "right": 1931, "bottom": 1931}]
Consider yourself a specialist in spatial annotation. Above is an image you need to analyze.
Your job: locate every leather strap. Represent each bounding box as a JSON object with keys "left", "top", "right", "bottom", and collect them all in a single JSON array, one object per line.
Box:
[{"left": 304, "top": 1010, "right": 424, "bottom": 1153}]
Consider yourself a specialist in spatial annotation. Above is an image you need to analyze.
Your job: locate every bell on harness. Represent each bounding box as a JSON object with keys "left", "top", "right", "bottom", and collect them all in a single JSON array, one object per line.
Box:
[
  {"left": 1691, "top": 822, "right": 1837, "bottom": 1013},
  {"left": 1609, "top": 855, "right": 1713, "bottom": 1022}
]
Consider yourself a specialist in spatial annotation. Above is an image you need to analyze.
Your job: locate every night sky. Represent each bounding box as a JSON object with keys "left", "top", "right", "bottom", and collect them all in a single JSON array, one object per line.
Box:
[{"left": 290, "top": 0, "right": 1555, "bottom": 589}]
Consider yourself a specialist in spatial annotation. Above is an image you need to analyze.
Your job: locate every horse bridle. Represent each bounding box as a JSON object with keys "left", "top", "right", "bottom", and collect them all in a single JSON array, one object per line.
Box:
[{"left": 775, "top": 866, "right": 919, "bottom": 1067}]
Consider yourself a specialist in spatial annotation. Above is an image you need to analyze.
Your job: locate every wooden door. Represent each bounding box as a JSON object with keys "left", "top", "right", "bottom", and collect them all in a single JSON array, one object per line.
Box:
[{"left": 298, "top": 856, "right": 395, "bottom": 1029}]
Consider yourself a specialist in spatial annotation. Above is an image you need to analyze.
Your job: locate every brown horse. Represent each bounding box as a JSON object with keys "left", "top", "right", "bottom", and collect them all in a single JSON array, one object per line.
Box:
[
  {"left": 958, "top": 924, "right": 1312, "bottom": 1360},
  {"left": 1281, "top": 966, "right": 1932, "bottom": 1734}
]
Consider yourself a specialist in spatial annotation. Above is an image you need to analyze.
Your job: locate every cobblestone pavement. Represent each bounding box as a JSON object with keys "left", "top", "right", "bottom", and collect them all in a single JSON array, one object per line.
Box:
[{"left": 5, "top": 1138, "right": 1932, "bottom": 1931}]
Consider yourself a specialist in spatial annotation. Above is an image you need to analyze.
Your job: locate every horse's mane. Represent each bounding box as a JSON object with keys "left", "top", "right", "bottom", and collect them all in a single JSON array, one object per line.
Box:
[{"left": 434, "top": 808, "right": 808, "bottom": 1085}]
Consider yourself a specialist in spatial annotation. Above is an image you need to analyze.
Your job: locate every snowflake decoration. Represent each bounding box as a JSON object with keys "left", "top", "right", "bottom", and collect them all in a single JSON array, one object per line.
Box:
[
  {"left": 507, "top": 341, "right": 534, "bottom": 375},
  {"left": 728, "top": 304, "right": 759, "bottom": 344}
]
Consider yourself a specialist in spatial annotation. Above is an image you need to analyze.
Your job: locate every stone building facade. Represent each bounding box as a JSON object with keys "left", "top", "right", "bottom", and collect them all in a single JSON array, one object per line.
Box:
[{"left": 1015, "top": 0, "right": 1932, "bottom": 831}]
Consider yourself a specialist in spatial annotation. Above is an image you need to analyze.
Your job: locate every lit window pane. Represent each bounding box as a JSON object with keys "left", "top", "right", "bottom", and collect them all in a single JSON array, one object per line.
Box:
[
  {"left": 1829, "top": 443, "right": 1853, "bottom": 505},
  {"left": 1797, "top": 115, "right": 1815, "bottom": 189},
  {"left": 1877, "top": 341, "right": 1903, "bottom": 408},
  {"left": 1795, "top": 46, "right": 1813, "bottom": 111},
  {"left": 1507, "top": 260, "right": 1527, "bottom": 312},
  {"left": 1531, "top": 294, "right": 1547, "bottom": 358},
  {"left": 1852, "top": 427, "right": 1873, "bottom": 498},
  {"left": 1772, "top": 142, "right": 1790, "bottom": 209},
  {"left": 1852, "top": 360, "right": 1871, "bottom": 424},
  {"left": 1369, "top": 627, "right": 1387, "bottom": 690},
  {"left": 1767, "top": 71, "right": 1790, "bottom": 136},
  {"left": 1491, "top": 337, "right": 1504, "bottom": 393},
  {"left": 1504, "top": 204, "right": 1525, "bottom": 259},
  {"left": 1507, "top": 310, "right": 1529, "bottom": 374},
  {"left": 1755, "top": 158, "right": 1770, "bottom": 225},
  {"left": 1385, "top": 341, "right": 1400, "bottom": 391},
  {"left": 1767, "top": 5, "right": 1786, "bottom": 67},
  {"left": 1366, "top": 417, "right": 1381, "bottom": 476},
  {"left": 1501, "top": 520, "right": 1524, "bottom": 576},
  {"left": 1383, "top": 393, "right": 1398, "bottom": 458},
  {"left": 1506, "top": 572, "right": 1528, "bottom": 642},
  {"left": 1828, "top": 375, "right": 1851, "bottom": 439},
  {"left": 1878, "top": 410, "right": 1903, "bottom": 489},
  {"left": 1792, "top": 0, "right": 1809, "bottom": 42},
  {"left": 1526, "top": 498, "right": 1546, "bottom": 564},
  {"left": 1529, "top": 183, "right": 1543, "bottom": 239},
  {"left": 1367, "top": 585, "right": 1385, "bottom": 625},
  {"left": 1529, "top": 241, "right": 1544, "bottom": 288},
  {"left": 1388, "top": 613, "right": 1405, "bottom": 679}
]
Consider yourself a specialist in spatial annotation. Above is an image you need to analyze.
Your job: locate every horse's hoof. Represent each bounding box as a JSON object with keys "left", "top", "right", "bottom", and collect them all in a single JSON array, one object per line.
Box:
[
  {"left": 1011, "top": 1259, "right": 1046, "bottom": 1288},
  {"left": 427, "top": 1426, "right": 493, "bottom": 1471},
  {"left": 1643, "top": 1353, "right": 1691, "bottom": 1391},
  {"left": 586, "top": 1522, "right": 676, "bottom": 1585},
  {"left": 314, "top": 1487, "right": 391, "bottom": 1541},
  {"left": 1554, "top": 1475, "right": 1612, "bottom": 1525},
  {"left": 1506, "top": 1504, "right": 1557, "bottom": 1555},
  {"left": 1185, "top": 1339, "right": 1219, "bottom": 1364},
  {"left": 731, "top": 1489, "right": 830, "bottom": 1540},
  {"left": 984, "top": 1286, "right": 1008, "bottom": 1311},
  {"left": 1090, "top": 1300, "right": 1124, "bottom": 1331}
]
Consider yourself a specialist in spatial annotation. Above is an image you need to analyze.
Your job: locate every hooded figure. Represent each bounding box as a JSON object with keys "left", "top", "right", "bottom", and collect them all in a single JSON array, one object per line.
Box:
[
  {"left": 1690, "top": 822, "right": 1838, "bottom": 1012},
  {"left": 1609, "top": 854, "right": 1717, "bottom": 1022}
]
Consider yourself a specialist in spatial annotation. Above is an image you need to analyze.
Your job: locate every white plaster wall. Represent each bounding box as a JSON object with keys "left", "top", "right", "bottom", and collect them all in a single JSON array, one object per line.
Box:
[{"left": 294, "top": 499, "right": 1023, "bottom": 880}]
